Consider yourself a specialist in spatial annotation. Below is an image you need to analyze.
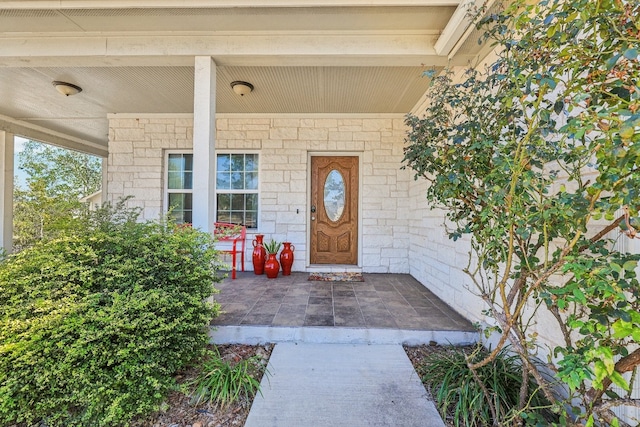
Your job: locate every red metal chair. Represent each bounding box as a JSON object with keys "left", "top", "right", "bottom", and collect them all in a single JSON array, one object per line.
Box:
[{"left": 214, "top": 222, "right": 246, "bottom": 279}]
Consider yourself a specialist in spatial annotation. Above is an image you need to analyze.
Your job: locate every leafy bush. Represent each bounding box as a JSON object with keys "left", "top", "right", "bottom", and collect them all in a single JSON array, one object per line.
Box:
[
  {"left": 419, "top": 346, "right": 555, "bottom": 427},
  {"left": 403, "top": 0, "right": 639, "bottom": 422},
  {"left": 0, "top": 203, "right": 222, "bottom": 426},
  {"left": 190, "top": 348, "right": 270, "bottom": 408}
]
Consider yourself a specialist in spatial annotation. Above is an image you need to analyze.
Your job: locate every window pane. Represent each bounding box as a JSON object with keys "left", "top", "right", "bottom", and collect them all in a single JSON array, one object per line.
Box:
[
  {"left": 245, "top": 172, "right": 258, "bottom": 190},
  {"left": 216, "top": 172, "right": 230, "bottom": 189},
  {"left": 324, "top": 169, "right": 346, "bottom": 222},
  {"left": 231, "top": 172, "right": 243, "bottom": 190},
  {"left": 168, "top": 154, "right": 184, "bottom": 172},
  {"left": 231, "top": 154, "right": 244, "bottom": 171},
  {"left": 183, "top": 172, "right": 193, "bottom": 190},
  {"left": 245, "top": 154, "right": 258, "bottom": 172},
  {"left": 168, "top": 171, "right": 184, "bottom": 189},
  {"left": 169, "top": 193, "right": 185, "bottom": 209},
  {"left": 231, "top": 194, "right": 244, "bottom": 210},
  {"left": 217, "top": 193, "right": 231, "bottom": 210},
  {"left": 246, "top": 193, "right": 257, "bottom": 210},
  {"left": 184, "top": 155, "right": 193, "bottom": 171},
  {"left": 183, "top": 193, "right": 192, "bottom": 209},
  {"left": 168, "top": 193, "right": 192, "bottom": 225},
  {"left": 172, "top": 209, "right": 192, "bottom": 224},
  {"left": 183, "top": 210, "right": 192, "bottom": 224},
  {"left": 217, "top": 154, "right": 230, "bottom": 171},
  {"left": 230, "top": 212, "right": 244, "bottom": 224},
  {"left": 245, "top": 211, "right": 258, "bottom": 229},
  {"left": 216, "top": 211, "right": 231, "bottom": 223}
]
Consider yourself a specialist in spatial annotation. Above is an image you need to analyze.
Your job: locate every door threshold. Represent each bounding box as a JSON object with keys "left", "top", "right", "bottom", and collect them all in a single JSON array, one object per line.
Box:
[{"left": 306, "top": 265, "right": 362, "bottom": 273}]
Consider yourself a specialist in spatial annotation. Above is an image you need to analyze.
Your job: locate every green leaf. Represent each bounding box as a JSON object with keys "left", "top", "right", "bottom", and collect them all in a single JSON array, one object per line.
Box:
[
  {"left": 594, "top": 360, "right": 606, "bottom": 388},
  {"left": 572, "top": 288, "right": 586, "bottom": 303},
  {"left": 612, "top": 320, "right": 634, "bottom": 338},
  {"left": 605, "top": 54, "right": 621, "bottom": 70},
  {"left": 610, "top": 263, "right": 622, "bottom": 274},
  {"left": 554, "top": 99, "right": 564, "bottom": 114},
  {"left": 623, "top": 48, "right": 638, "bottom": 60},
  {"left": 610, "top": 371, "right": 629, "bottom": 391},
  {"left": 585, "top": 415, "right": 594, "bottom": 427},
  {"left": 623, "top": 260, "right": 638, "bottom": 271}
]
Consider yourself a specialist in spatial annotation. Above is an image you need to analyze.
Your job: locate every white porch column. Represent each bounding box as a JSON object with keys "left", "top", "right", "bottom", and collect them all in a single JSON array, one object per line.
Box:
[
  {"left": 192, "top": 56, "right": 217, "bottom": 232},
  {"left": 0, "top": 131, "right": 14, "bottom": 253}
]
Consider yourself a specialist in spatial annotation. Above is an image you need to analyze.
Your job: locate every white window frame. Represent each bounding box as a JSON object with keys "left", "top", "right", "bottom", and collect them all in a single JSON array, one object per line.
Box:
[
  {"left": 215, "top": 151, "right": 260, "bottom": 230},
  {"left": 164, "top": 150, "right": 194, "bottom": 224}
]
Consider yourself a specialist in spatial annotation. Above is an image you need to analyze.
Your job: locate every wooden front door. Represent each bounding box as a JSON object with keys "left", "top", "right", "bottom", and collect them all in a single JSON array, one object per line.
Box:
[{"left": 310, "top": 156, "right": 358, "bottom": 264}]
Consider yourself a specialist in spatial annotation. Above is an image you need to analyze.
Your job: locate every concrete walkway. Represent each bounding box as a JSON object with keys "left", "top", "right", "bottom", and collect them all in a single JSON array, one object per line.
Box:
[{"left": 244, "top": 342, "right": 445, "bottom": 427}]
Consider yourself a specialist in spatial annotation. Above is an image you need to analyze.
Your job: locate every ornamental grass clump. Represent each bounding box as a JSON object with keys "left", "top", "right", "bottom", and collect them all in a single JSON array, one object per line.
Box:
[
  {"left": 190, "top": 348, "right": 270, "bottom": 408},
  {"left": 0, "top": 201, "right": 223, "bottom": 427},
  {"left": 419, "top": 346, "right": 555, "bottom": 427}
]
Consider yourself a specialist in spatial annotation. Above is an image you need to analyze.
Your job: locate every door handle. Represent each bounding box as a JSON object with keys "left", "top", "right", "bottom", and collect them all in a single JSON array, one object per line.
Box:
[{"left": 310, "top": 205, "right": 316, "bottom": 213}]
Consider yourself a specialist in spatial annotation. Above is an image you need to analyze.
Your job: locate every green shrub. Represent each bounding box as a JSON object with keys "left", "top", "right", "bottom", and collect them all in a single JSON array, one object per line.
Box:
[
  {"left": 190, "top": 348, "right": 270, "bottom": 408},
  {"left": 0, "top": 204, "right": 222, "bottom": 426},
  {"left": 419, "top": 346, "right": 555, "bottom": 426}
]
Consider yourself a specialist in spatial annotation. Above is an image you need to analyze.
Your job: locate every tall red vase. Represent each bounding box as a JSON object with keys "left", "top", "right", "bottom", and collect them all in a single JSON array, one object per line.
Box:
[
  {"left": 264, "top": 253, "right": 280, "bottom": 279},
  {"left": 280, "top": 242, "right": 295, "bottom": 275},
  {"left": 252, "top": 234, "right": 266, "bottom": 275}
]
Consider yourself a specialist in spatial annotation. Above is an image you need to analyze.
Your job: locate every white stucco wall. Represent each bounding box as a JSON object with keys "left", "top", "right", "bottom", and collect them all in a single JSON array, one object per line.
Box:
[{"left": 107, "top": 114, "right": 412, "bottom": 273}]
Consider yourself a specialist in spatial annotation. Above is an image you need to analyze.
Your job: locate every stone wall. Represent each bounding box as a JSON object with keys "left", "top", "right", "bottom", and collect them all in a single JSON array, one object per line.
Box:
[
  {"left": 107, "top": 116, "right": 193, "bottom": 220},
  {"left": 107, "top": 114, "right": 411, "bottom": 273}
]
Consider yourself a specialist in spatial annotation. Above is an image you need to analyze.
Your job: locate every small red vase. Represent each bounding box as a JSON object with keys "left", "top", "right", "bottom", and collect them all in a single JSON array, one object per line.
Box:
[
  {"left": 252, "top": 234, "right": 266, "bottom": 275},
  {"left": 280, "top": 242, "right": 295, "bottom": 275},
  {"left": 264, "top": 253, "right": 280, "bottom": 279}
]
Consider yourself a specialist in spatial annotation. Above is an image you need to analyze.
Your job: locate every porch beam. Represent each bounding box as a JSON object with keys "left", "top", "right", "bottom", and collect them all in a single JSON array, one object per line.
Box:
[
  {"left": 0, "top": 114, "right": 107, "bottom": 158},
  {"left": 0, "top": 33, "right": 444, "bottom": 68},
  {"left": 0, "top": 131, "right": 14, "bottom": 254},
  {"left": 191, "top": 56, "right": 217, "bottom": 233},
  {"left": 1, "top": 0, "right": 462, "bottom": 9}
]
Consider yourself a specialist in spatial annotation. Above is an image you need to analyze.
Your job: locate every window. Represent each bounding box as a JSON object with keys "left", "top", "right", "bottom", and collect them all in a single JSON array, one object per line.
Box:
[
  {"left": 164, "top": 152, "right": 259, "bottom": 228},
  {"left": 216, "top": 153, "right": 259, "bottom": 229},
  {"left": 165, "top": 152, "right": 193, "bottom": 224}
]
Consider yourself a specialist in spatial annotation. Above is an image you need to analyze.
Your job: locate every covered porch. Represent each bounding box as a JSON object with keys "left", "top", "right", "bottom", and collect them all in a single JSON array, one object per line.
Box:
[
  {"left": 210, "top": 272, "right": 477, "bottom": 345},
  {"left": 0, "top": 0, "right": 490, "bottom": 341}
]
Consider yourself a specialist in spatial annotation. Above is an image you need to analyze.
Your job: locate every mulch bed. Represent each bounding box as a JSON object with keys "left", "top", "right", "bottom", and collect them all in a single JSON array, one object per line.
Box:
[
  {"left": 133, "top": 343, "right": 273, "bottom": 427},
  {"left": 404, "top": 344, "right": 478, "bottom": 427}
]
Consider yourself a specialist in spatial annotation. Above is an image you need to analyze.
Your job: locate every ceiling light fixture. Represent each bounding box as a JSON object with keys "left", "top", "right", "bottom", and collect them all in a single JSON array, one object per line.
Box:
[
  {"left": 230, "top": 81, "right": 254, "bottom": 96},
  {"left": 52, "top": 81, "right": 83, "bottom": 96}
]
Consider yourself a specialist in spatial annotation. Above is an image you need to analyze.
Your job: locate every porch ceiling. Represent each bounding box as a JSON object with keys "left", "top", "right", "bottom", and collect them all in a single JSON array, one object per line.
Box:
[{"left": 0, "top": 1, "right": 491, "bottom": 156}]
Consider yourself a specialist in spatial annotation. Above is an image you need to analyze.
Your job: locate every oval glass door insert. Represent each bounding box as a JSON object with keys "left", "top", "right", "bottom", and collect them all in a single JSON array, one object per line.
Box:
[{"left": 324, "top": 169, "right": 346, "bottom": 222}]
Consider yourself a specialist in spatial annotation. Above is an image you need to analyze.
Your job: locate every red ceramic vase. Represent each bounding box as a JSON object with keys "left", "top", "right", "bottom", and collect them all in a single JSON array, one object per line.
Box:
[
  {"left": 280, "top": 242, "right": 295, "bottom": 275},
  {"left": 252, "top": 234, "right": 266, "bottom": 275},
  {"left": 264, "top": 253, "right": 280, "bottom": 279}
]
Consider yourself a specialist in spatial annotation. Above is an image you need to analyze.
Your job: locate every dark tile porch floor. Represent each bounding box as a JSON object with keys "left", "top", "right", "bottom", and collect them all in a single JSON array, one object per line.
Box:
[{"left": 211, "top": 272, "right": 474, "bottom": 332}]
